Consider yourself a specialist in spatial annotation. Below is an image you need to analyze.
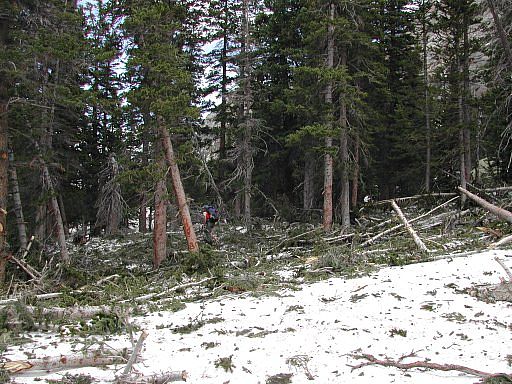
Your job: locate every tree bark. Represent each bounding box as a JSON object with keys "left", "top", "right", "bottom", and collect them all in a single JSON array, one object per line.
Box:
[
  {"left": 391, "top": 200, "right": 429, "bottom": 253},
  {"left": 323, "top": 2, "right": 335, "bottom": 232},
  {"left": 158, "top": 118, "right": 199, "bottom": 253},
  {"left": 458, "top": 187, "right": 512, "bottom": 223},
  {"left": 153, "top": 140, "right": 168, "bottom": 269}
]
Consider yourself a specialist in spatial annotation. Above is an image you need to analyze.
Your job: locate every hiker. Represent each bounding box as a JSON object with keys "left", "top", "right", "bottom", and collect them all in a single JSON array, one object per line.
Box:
[{"left": 202, "top": 204, "right": 219, "bottom": 244}]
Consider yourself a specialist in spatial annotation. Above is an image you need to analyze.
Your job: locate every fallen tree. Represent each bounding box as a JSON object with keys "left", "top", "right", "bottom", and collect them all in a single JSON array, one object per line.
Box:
[
  {"left": 1, "top": 349, "right": 128, "bottom": 374},
  {"left": 349, "top": 352, "right": 512, "bottom": 382},
  {"left": 458, "top": 187, "right": 512, "bottom": 224}
]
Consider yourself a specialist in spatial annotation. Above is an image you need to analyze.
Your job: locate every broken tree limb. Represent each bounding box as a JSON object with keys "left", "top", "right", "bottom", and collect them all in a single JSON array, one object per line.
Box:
[
  {"left": 458, "top": 187, "right": 512, "bottom": 224},
  {"left": 116, "top": 371, "right": 188, "bottom": 383},
  {"left": 349, "top": 353, "right": 512, "bottom": 381},
  {"left": 494, "top": 257, "right": 512, "bottom": 281},
  {"left": 390, "top": 200, "right": 428, "bottom": 253},
  {"left": 123, "top": 330, "right": 148, "bottom": 375},
  {"left": 489, "top": 233, "right": 512, "bottom": 249},
  {"left": 7, "top": 254, "right": 41, "bottom": 280},
  {"left": 2, "top": 350, "right": 127, "bottom": 374},
  {"left": 121, "top": 276, "right": 216, "bottom": 303},
  {"left": 361, "top": 196, "right": 459, "bottom": 247}
]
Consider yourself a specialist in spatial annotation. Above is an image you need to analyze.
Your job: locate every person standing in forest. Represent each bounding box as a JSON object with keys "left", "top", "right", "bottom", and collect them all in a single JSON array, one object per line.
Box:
[{"left": 202, "top": 205, "right": 219, "bottom": 244}]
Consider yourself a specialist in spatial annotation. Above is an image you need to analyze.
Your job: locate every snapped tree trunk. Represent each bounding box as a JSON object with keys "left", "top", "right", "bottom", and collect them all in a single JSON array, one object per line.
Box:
[{"left": 158, "top": 118, "right": 199, "bottom": 253}]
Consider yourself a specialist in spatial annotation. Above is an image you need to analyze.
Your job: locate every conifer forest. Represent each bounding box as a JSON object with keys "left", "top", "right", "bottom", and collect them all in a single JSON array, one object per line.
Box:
[{"left": 1, "top": 1, "right": 512, "bottom": 382}]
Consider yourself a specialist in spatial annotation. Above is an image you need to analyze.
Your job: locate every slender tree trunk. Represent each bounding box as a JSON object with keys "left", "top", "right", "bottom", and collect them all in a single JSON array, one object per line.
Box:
[
  {"left": 303, "top": 153, "right": 315, "bottom": 210},
  {"left": 462, "top": 10, "right": 472, "bottom": 183},
  {"left": 241, "top": 0, "right": 253, "bottom": 230},
  {"left": 339, "top": 45, "right": 350, "bottom": 230},
  {"left": 8, "top": 156, "right": 27, "bottom": 251},
  {"left": 0, "top": 14, "right": 10, "bottom": 285},
  {"left": 41, "top": 159, "right": 70, "bottom": 264},
  {"left": 323, "top": 2, "right": 335, "bottom": 232},
  {"left": 351, "top": 134, "right": 360, "bottom": 209},
  {"left": 219, "top": 0, "right": 229, "bottom": 172},
  {"left": 139, "top": 116, "right": 150, "bottom": 233},
  {"left": 422, "top": 6, "right": 431, "bottom": 192},
  {"left": 487, "top": 0, "right": 512, "bottom": 68},
  {"left": 153, "top": 140, "right": 167, "bottom": 269},
  {"left": 158, "top": 118, "right": 199, "bottom": 253},
  {"left": 0, "top": 102, "right": 8, "bottom": 286}
]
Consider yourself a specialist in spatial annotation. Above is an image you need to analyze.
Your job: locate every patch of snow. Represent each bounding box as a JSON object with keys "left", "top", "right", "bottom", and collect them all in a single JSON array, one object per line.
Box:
[{"left": 5, "top": 250, "right": 512, "bottom": 383}]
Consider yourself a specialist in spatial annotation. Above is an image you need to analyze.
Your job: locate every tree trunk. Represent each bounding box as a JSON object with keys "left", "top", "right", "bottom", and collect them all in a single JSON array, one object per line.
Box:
[
  {"left": 351, "top": 134, "right": 359, "bottom": 209},
  {"left": 0, "top": 13, "right": 10, "bottom": 286},
  {"left": 391, "top": 200, "right": 428, "bottom": 253},
  {"left": 158, "top": 118, "right": 199, "bottom": 253},
  {"left": 487, "top": 0, "right": 512, "bottom": 68},
  {"left": 303, "top": 153, "right": 315, "bottom": 210},
  {"left": 462, "top": 10, "right": 472, "bottom": 183},
  {"left": 458, "top": 187, "right": 512, "bottom": 223},
  {"left": 153, "top": 140, "right": 168, "bottom": 269},
  {"left": 241, "top": 0, "right": 253, "bottom": 230},
  {"left": 41, "top": 159, "right": 70, "bottom": 264},
  {"left": 422, "top": 5, "right": 431, "bottom": 192},
  {"left": 339, "top": 45, "right": 350, "bottom": 230},
  {"left": 8, "top": 156, "right": 27, "bottom": 252},
  {"left": 323, "top": 2, "right": 335, "bottom": 232}
]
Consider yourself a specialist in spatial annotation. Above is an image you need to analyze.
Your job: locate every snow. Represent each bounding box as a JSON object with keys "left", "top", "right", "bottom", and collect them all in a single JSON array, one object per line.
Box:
[{"left": 6, "top": 249, "right": 512, "bottom": 383}]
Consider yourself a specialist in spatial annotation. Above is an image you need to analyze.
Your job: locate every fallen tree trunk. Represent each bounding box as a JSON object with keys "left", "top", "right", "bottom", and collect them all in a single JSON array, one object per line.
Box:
[
  {"left": 2, "top": 350, "right": 127, "bottom": 374},
  {"left": 349, "top": 353, "right": 512, "bottom": 381},
  {"left": 116, "top": 371, "right": 188, "bottom": 383},
  {"left": 458, "top": 187, "right": 512, "bottom": 224},
  {"left": 391, "top": 200, "right": 428, "bottom": 253},
  {"left": 361, "top": 196, "right": 459, "bottom": 247},
  {"left": 489, "top": 233, "right": 512, "bottom": 249}
]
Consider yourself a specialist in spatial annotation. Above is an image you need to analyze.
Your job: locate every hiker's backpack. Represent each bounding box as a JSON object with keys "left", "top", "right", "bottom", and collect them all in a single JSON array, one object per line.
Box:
[{"left": 207, "top": 206, "right": 219, "bottom": 222}]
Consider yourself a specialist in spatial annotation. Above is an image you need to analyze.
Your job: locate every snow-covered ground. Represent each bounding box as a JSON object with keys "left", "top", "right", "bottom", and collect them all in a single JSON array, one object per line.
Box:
[{"left": 6, "top": 249, "right": 512, "bottom": 383}]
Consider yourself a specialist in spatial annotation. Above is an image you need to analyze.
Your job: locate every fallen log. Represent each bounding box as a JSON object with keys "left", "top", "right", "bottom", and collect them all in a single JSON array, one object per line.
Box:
[
  {"left": 458, "top": 187, "right": 512, "bottom": 224},
  {"left": 489, "top": 233, "right": 512, "bottom": 249},
  {"left": 390, "top": 200, "right": 428, "bottom": 253},
  {"left": 116, "top": 371, "right": 188, "bottom": 383},
  {"left": 2, "top": 350, "right": 127, "bottom": 374},
  {"left": 361, "top": 196, "right": 459, "bottom": 247},
  {"left": 349, "top": 353, "right": 512, "bottom": 381},
  {"left": 122, "top": 276, "right": 216, "bottom": 303},
  {"left": 123, "top": 330, "right": 148, "bottom": 375}
]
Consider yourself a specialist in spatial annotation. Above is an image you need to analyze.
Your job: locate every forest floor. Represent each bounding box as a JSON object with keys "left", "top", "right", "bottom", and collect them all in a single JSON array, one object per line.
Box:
[{"left": 1, "top": 195, "right": 512, "bottom": 383}]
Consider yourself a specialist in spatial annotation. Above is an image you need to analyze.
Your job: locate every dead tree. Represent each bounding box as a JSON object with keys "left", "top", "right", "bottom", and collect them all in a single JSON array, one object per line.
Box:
[
  {"left": 458, "top": 187, "right": 512, "bottom": 224},
  {"left": 158, "top": 118, "right": 199, "bottom": 253},
  {"left": 391, "top": 200, "right": 428, "bottom": 253},
  {"left": 350, "top": 353, "right": 512, "bottom": 382},
  {"left": 95, "top": 155, "right": 126, "bottom": 236}
]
